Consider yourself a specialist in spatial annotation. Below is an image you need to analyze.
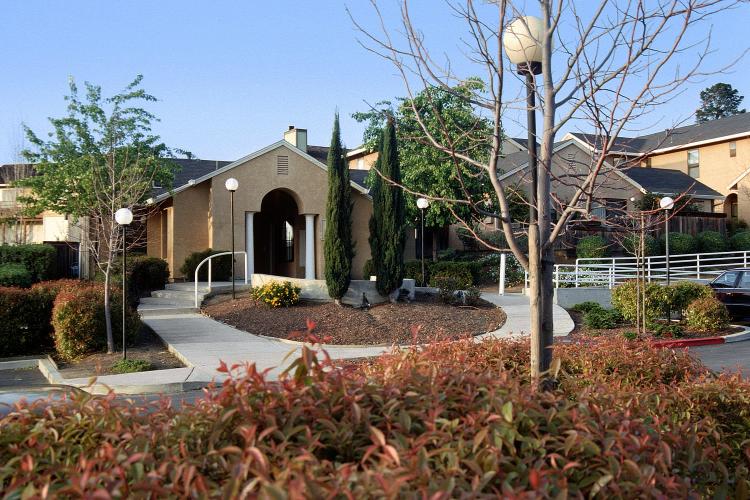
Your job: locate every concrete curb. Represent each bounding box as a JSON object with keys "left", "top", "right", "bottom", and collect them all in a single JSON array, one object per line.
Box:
[{"left": 651, "top": 325, "right": 750, "bottom": 349}]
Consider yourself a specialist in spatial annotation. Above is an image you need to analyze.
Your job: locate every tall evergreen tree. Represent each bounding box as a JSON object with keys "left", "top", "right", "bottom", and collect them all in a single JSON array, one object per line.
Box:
[
  {"left": 323, "top": 112, "right": 354, "bottom": 304},
  {"left": 696, "top": 83, "right": 745, "bottom": 123},
  {"left": 370, "top": 116, "right": 405, "bottom": 298}
]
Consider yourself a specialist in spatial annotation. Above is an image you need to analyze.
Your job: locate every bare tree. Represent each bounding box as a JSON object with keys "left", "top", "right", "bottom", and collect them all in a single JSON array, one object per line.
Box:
[{"left": 349, "top": 0, "right": 744, "bottom": 380}]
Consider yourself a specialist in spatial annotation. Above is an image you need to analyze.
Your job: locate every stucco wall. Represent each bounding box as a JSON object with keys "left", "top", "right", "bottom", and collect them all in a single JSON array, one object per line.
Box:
[{"left": 171, "top": 182, "right": 211, "bottom": 278}]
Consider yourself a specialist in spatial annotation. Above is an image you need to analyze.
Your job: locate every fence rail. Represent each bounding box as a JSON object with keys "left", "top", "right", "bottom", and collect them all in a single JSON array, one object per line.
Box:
[{"left": 523, "top": 250, "right": 750, "bottom": 289}]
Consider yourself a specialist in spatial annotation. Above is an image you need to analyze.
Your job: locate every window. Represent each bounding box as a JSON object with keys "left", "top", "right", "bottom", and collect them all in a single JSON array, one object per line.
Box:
[
  {"left": 687, "top": 149, "right": 700, "bottom": 178},
  {"left": 280, "top": 221, "right": 294, "bottom": 262},
  {"left": 591, "top": 202, "right": 606, "bottom": 220},
  {"left": 713, "top": 271, "right": 739, "bottom": 288},
  {"left": 730, "top": 142, "right": 737, "bottom": 158},
  {"left": 276, "top": 155, "right": 289, "bottom": 175},
  {"left": 645, "top": 157, "right": 652, "bottom": 168},
  {"left": 739, "top": 272, "right": 750, "bottom": 289}
]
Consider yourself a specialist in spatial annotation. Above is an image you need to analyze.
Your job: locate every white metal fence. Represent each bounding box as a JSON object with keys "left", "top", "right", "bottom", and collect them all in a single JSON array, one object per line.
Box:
[{"left": 523, "top": 250, "right": 750, "bottom": 289}]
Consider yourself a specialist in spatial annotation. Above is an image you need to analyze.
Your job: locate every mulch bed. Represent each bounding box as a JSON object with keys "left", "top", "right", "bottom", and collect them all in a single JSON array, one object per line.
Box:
[
  {"left": 54, "top": 327, "right": 185, "bottom": 379},
  {"left": 565, "top": 310, "right": 744, "bottom": 343},
  {"left": 203, "top": 294, "right": 506, "bottom": 346}
]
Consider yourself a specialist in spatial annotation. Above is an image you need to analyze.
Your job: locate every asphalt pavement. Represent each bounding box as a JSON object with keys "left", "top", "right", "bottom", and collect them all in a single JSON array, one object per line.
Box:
[{"left": 691, "top": 342, "right": 750, "bottom": 375}]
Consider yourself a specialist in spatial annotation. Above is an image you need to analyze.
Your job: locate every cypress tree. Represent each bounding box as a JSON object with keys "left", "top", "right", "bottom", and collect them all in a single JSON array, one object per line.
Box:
[
  {"left": 370, "top": 116, "right": 405, "bottom": 298},
  {"left": 324, "top": 112, "right": 354, "bottom": 304}
]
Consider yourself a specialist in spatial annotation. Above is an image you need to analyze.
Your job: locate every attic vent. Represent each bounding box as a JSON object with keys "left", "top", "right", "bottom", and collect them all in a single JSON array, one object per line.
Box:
[
  {"left": 567, "top": 152, "right": 575, "bottom": 169},
  {"left": 277, "top": 155, "right": 289, "bottom": 175}
]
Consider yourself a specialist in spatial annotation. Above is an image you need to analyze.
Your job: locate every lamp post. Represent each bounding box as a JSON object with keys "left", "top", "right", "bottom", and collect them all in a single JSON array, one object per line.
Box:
[
  {"left": 660, "top": 196, "right": 675, "bottom": 286},
  {"left": 114, "top": 207, "right": 133, "bottom": 360},
  {"left": 225, "top": 178, "right": 239, "bottom": 299},
  {"left": 416, "top": 197, "right": 429, "bottom": 286},
  {"left": 504, "top": 16, "right": 547, "bottom": 374}
]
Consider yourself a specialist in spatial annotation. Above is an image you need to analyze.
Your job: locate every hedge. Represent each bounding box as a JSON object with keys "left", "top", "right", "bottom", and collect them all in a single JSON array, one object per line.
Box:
[
  {"left": 0, "top": 263, "right": 33, "bottom": 288},
  {"left": 661, "top": 232, "right": 697, "bottom": 255},
  {"left": 621, "top": 234, "right": 661, "bottom": 256},
  {"left": 0, "top": 243, "right": 57, "bottom": 281},
  {"left": 576, "top": 235, "right": 608, "bottom": 258},
  {"left": 730, "top": 231, "right": 750, "bottom": 251},
  {"left": 1, "top": 338, "right": 749, "bottom": 497},
  {"left": 612, "top": 280, "right": 715, "bottom": 324},
  {"left": 0, "top": 287, "right": 55, "bottom": 357},
  {"left": 99, "top": 255, "right": 169, "bottom": 299},
  {"left": 685, "top": 296, "right": 730, "bottom": 332},
  {"left": 180, "top": 249, "right": 232, "bottom": 281},
  {"left": 695, "top": 230, "right": 728, "bottom": 253},
  {"left": 52, "top": 283, "right": 141, "bottom": 360}
]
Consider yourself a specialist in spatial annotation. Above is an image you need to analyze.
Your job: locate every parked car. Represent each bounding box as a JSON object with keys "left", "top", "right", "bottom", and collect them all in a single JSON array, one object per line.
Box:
[
  {"left": 709, "top": 268, "right": 750, "bottom": 317},
  {"left": 0, "top": 385, "right": 85, "bottom": 416}
]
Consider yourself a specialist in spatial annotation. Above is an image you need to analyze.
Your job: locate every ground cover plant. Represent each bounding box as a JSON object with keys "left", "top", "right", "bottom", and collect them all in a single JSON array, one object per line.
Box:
[{"left": 1, "top": 337, "right": 749, "bottom": 497}]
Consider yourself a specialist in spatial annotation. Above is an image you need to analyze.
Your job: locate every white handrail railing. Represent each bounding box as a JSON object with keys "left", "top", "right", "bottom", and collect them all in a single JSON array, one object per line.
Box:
[{"left": 194, "top": 251, "right": 248, "bottom": 307}]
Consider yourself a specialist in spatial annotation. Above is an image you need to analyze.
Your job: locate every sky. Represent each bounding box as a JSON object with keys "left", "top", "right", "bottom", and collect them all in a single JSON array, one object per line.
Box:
[{"left": 1, "top": 1, "right": 749, "bottom": 163}]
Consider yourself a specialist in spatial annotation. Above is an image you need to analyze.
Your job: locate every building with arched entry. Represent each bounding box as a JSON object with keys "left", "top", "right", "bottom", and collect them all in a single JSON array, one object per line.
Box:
[{"left": 145, "top": 126, "right": 381, "bottom": 280}]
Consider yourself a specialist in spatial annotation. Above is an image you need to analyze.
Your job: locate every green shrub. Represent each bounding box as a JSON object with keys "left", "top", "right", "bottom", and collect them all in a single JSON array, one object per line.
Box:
[
  {"left": 251, "top": 281, "right": 301, "bottom": 308},
  {"left": 428, "top": 262, "right": 475, "bottom": 288},
  {"left": 464, "top": 286, "right": 481, "bottom": 306},
  {"left": 571, "top": 301, "right": 604, "bottom": 314},
  {"left": 684, "top": 296, "right": 730, "bottom": 332},
  {"left": 583, "top": 308, "right": 620, "bottom": 329},
  {"left": 650, "top": 322, "right": 684, "bottom": 338},
  {"left": 0, "top": 287, "right": 55, "bottom": 357},
  {"left": 661, "top": 232, "right": 696, "bottom": 255},
  {"left": 730, "top": 230, "right": 750, "bottom": 251},
  {"left": 0, "top": 243, "right": 57, "bottom": 281},
  {"left": 103, "top": 255, "right": 170, "bottom": 298},
  {"left": 403, "top": 260, "right": 426, "bottom": 286},
  {"left": 432, "top": 276, "right": 460, "bottom": 304},
  {"left": 180, "top": 249, "right": 232, "bottom": 282},
  {"left": 622, "top": 331, "right": 638, "bottom": 341},
  {"left": 0, "top": 262, "right": 33, "bottom": 288},
  {"left": 362, "top": 259, "right": 375, "bottom": 279},
  {"left": 52, "top": 283, "right": 141, "bottom": 361},
  {"left": 111, "top": 359, "right": 152, "bottom": 374},
  {"left": 669, "top": 281, "right": 714, "bottom": 316},
  {"left": 2, "top": 338, "right": 749, "bottom": 497},
  {"left": 611, "top": 280, "right": 670, "bottom": 323},
  {"left": 576, "top": 235, "right": 608, "bottom": 259},
  {"left": 621, "top": 234, "right": 661, "bottom": 256},
  {"left": 695, "top": 231, "right": 728, "bottom": 253}
]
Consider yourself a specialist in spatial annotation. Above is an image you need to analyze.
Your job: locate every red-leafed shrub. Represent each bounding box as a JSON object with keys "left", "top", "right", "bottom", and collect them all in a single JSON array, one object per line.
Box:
[
  {"left": 0, "top": 338, "right": 748, "bottom": 497},
  {"left": 51, "top": 283, "right": 141, "bottom": 360}
]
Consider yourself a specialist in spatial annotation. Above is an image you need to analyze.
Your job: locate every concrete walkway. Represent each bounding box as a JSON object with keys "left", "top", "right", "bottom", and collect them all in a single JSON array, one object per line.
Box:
[{"left": 142, "top": 292, "right": 575, "bottom": 382}]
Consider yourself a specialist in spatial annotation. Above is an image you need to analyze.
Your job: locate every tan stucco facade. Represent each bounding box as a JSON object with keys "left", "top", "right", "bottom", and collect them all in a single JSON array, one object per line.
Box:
[
  {"left": 147, "top": 142, "right": 374, "bottom": 280},
  {"left": 645, "top": 137, "right": 750, "bottom": 219}
]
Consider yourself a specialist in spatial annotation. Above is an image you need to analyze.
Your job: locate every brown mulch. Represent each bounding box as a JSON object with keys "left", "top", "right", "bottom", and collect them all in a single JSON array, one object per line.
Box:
[
  {"left": 565, "top": 310, "right": 744, "bottom": 343},
  {"left": 203, "top": 294, "right": 506, "bottom": 346},
  {"left": 54, "top": 326, "right": 185, "bottom": 379}
]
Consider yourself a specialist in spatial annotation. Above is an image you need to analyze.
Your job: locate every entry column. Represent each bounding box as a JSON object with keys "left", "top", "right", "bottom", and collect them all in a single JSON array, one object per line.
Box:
[
  {"left": 245, "top": 212, "right": 255, "bottom": 279},
  {"left": 304, "top": 214, "right": 315, "bottom": 279}
]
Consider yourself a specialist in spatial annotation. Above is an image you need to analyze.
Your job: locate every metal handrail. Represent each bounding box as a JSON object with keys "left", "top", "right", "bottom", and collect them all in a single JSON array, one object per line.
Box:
[{"left": 194, "top": 251, "right": 248, "bottom": 307}]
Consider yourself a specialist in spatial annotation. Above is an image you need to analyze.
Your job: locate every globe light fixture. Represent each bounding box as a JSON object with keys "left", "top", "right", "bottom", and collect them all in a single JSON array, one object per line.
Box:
[
  {"left": 416, "top": 197, "right": 429, "bottom": 210},
  {"left": 225, "top": 177, "right": 239, "bottom": 192},
  {"left": 114, "top": 207, "right": 133, "bottom": 360},
  {"left": 503, "top": 16, "right": 544, "bottom": 75},
  {"left": 225, "top": 178, "right": 239, "bottom": 298},
  {"left": 660, "top": 196, "right": 675, "bottom": 288}
]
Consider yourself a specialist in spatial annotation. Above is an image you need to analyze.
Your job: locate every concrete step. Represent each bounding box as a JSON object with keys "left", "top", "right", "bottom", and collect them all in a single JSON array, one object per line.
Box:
[
  {"left": 151, "top": 289, "right": 205, "bottom": 301},
  {"left": 166, "top": 282, "right": 212, "bottom": 293},
  {"left": 139, "top": 296, "right": 194, "bottom": 307},
  {"left": 137, "top": 304, "right": 199, "bottom": 317}
]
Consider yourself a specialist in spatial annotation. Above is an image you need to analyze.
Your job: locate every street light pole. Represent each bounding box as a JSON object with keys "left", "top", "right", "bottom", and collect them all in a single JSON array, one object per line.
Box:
[
  {"left": 660, "top": 196, "right": 675, "bottom": 286},
  {"left": 417, "top": 197, "right": 429, "bottom": 286},
  {"left": 225, "top": 178, "right": 239, "bottom": 300},
  {"left": 114, "top": 207, "right": 133, "bottom": 360}
]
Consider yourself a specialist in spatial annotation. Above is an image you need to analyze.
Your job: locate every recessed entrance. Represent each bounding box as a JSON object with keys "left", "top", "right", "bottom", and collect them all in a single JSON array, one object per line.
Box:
[{"left": 254, "top": 189, "right": 303, "bottom": 278}]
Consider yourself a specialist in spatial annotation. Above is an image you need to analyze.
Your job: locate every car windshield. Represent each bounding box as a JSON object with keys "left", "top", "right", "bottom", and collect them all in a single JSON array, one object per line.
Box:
[
  {"left": 714, "top": 271, "right": 740, "bottom": 287},
  {"left": 738, "top": 272, "right": 750, "bottom": 288}
]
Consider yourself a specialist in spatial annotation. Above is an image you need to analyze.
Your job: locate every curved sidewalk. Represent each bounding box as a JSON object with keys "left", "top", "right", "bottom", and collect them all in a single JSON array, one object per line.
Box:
[{"left": 142, "top": 292, "right": 574, "bottom": 383}]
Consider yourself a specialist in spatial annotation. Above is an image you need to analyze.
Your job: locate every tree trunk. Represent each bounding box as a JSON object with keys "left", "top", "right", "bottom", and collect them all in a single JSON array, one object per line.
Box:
[
  {"left": 432, "top": 230, "right": 438, "bottom": 262},
  {"left": 103, "top": 266, "right": 114, "bottom": 354},
  {"left": 528, "top": 224, "right": 544, "bottom": 378}
]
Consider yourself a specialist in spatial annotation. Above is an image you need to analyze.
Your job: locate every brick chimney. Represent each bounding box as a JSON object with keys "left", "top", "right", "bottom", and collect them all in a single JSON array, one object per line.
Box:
[{"left": 283, "top": 125, "right": 307, "bottom": 153}]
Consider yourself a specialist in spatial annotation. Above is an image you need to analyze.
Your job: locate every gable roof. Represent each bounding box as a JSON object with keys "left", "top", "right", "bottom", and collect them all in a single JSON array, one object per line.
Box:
[
  {"left": 621, "top": 167, "right": 724, "bottom": 199},
  {"left": 568, "top": 112, "right": 750, "bottom": 156},
  {"left": 154, "top": 141, "right": 370, "bottom": 203},
  {"left": 152, "top": 159, "right": 232, "bottom": 198}
]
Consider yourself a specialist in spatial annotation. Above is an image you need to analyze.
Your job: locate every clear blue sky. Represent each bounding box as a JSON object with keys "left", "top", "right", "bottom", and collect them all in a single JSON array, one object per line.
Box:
[{"left": 1, "top": 1, "right": 748, "bottom": 162}]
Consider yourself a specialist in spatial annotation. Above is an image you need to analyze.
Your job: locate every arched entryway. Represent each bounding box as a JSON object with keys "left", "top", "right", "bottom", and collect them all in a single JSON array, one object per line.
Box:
[
  {"left": 254, "top": 189, "right": 304, "bottom": 278},
  {"left": 724, "top": 193, "right": 738, "bottom": 224}
]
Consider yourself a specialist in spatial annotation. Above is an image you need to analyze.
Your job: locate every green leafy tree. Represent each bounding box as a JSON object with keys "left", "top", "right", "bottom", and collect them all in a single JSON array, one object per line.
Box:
[
  {"left": 369, "top": 117, "right": 405, "bottom": 298},
  {"left": 323, "top": 113, "right": 354, "bottom": 304},
  {"left": 696, "top": 83, "right": 745, "bottom": 123},
  {"left": 354, "top": 81, "right": 501, "bottom": 259},
  {"left": 20, "top": 75, "right": 182, "bottom": 353}
]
